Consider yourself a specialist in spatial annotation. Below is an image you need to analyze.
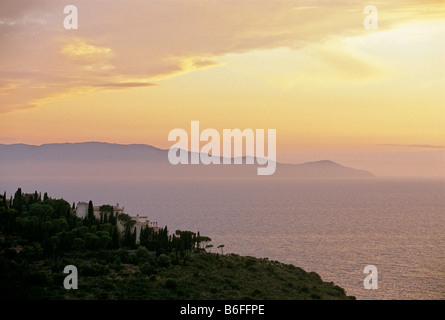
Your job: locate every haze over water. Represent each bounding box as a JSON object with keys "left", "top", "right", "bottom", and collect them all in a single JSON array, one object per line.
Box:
[{"left": 3, "top": 176, "right": 444, "bottom": 300}]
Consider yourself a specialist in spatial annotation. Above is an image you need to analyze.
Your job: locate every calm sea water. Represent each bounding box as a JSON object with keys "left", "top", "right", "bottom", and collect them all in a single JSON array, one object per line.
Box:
[{"left": 2, "top": 177, "right": 444, "bottom": 300}]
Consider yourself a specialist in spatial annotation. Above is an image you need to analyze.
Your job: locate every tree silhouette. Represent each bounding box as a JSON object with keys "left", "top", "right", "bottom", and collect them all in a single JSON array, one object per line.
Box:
[
  {"left": 2, "top": 192, "right": 7, "bottom": 209},
  {"left": 87, "top": 200, "right": 94, "bottom": 222},
  {"left": 199, "top": 236, "right": 212, "bottom": 251},
  {"left": 13, "top": 188, "right": 23, "bottom": 215}
]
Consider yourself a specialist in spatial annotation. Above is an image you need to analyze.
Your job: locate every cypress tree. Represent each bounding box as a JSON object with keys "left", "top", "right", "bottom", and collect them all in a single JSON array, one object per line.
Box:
[
  {"left": 14, "top": 187, "right": 23, "bottom": 215},
  {"left": 112, "top": 227, "right": 120, "bottom": 249},
  {"left": 124, "top": 225, "right": 132, "bottom": 248},
  {"left": 132, "top": 228, "right": 137, "bottom": 249},
  {"left": 88, "top": 200, "right": 94, "bottom": 222},
  {"left": 196, "top": 231, "right": 201, "bottom": 251},
  {"left": 2, "top": 192, "right": 7, "bottom": 209},
  {"left": 109, "top": 211, "right": 115, "bottom": 226}
]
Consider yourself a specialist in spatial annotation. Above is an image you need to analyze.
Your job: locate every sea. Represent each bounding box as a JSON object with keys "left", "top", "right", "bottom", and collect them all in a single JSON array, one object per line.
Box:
[{"left": 2, "top": 177, "right": 444, "bottom": 300}]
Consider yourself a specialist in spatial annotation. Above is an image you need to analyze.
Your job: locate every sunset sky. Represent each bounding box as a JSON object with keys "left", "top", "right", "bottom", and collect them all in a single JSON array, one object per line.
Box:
[{"left": 0, "top": 0, "right": 444, "bottom": 177}]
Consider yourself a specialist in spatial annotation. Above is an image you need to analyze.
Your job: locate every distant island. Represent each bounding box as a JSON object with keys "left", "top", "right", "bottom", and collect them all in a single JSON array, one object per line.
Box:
[
  {"left": 0, "top": 188, "right": 355, "bottom": 300},
  {"left": 0, "top": 142, "right": 374, "bottom": 178}
]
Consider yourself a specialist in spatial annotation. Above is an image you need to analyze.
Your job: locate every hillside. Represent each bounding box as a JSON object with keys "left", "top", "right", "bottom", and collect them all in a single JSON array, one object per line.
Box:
[
  {"left": 0, "top": 245, "right": 355, "bottom": 300},
  {"left": 0, "top": 188, "right": 355, "bottom": 300}
]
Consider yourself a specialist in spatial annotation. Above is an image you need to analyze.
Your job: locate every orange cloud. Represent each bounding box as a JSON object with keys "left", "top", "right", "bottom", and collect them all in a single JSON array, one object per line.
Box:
[{"left": 0, "top": 0, "right": 443, "bottom": 117}]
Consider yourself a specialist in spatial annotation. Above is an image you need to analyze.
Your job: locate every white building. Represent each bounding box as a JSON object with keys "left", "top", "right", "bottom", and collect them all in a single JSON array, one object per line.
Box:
[
  {"left": 75, "top": 202, "right": 124, "bottom": 219},
  {"left": 75, "top": 202, "right": 159, "bottom": 244}
]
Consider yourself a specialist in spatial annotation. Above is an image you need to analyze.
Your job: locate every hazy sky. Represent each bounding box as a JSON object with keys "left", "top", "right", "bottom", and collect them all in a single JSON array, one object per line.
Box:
[{"left": 0, "top": 0, "right": 444, "bottom": 177}]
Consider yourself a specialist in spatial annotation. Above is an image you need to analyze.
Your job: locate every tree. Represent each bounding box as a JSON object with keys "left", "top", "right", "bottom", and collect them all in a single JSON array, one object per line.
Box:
[
  {"left": 73, "top": 238, "right": 84, "bottom": 250},
  {"left": 85, "top": 233, "right": 100, "bottom": 249},
  {"left": 2, "top": 192, "right": 7, "bottom": 209},
  {"left": 174, "top": 230, "right": 196, "bottom": 253},
  {"left": 108, "top": 211, "right": 116, "bottom": 226},
  {"left": 196, "top": 231, "right": 201, "bottom": 250},
  {"left": 103, "top": 211, "right": 108, "bottom": 224},
  {"left": 50, "top": 235, "right": 60, "bottom": 255},
  {"left": 87, "top": 200, "right": 94, "bottom": 222},
  {"left": 29, "top": 203, "right": 54, "bottom": 220},
  {"left": 139, "top": 262, "right": 155, "bottom": 276},
  {"left": 198, "top": 236, "right": 212, "bottom": 251},
  {"left": 123, "top": 225, "right": 136, "bottom": 249},
  {"left": 111, "top": 227, "right": 120, "bottom": 249},
  {"left": 13, "top": 187, "right": 23, "bottom": 215},
  {"left": 158, "top": 254, "right": 170, "bottom": 268},
  {"left": 217, "top": 244, "right": 225, "bottom": 255},
  {"left": 41, "top": 220, "right": 54, "bottom": 242},
  {"left": 96, "top": 231, "right": 112, "bottom": 249},
  {"left": 57, "top": 217, "right": 69, "bottom": 232},
  {"left": 33, "top": 191, "right": 40, "bottom": 203},
  {"left": 136, "top": 246, "right": 152, "bottom": 264}
]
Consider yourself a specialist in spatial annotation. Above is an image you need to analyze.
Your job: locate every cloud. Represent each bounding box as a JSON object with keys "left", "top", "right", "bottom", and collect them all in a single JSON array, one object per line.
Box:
[
  {"left": 0, "top": 0, "right": 444, "bottom": 113},
  {"left": 378, "top": 144, "right": 445, "bottom": 149},
  {"left": 0, "top": 103, "right": 38, "bottom": 114},
  {"left": 61, "top": 38, "right": 112, "bottom": 58},
  {"left": 90, "top": 82, "right": 156, "bottom": 88}
]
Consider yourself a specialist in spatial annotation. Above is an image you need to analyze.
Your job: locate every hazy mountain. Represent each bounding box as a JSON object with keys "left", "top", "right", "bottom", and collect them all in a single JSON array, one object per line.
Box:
[
  {"left": 0, "top": 142, "right": 167, "bottom": 162},
  {"left": 0, "top": 142, "right": 374, "bottom": 178},
  {"left": 277, "top": 160, "right": 374, "bottom": 178}
]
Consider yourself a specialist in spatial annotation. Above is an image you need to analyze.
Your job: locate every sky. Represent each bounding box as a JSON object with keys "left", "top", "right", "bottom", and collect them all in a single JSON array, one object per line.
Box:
[{"left": 0, "top": 0, "right": 444, "bottom": 177}]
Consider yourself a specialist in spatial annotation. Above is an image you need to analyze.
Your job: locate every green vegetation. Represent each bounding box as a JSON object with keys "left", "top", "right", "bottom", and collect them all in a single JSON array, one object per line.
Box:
[{"left": 0, "top": 188, "right": 355, "bottom": 300}]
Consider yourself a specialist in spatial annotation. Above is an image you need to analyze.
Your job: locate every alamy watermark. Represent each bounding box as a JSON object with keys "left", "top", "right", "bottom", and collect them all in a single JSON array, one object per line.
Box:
[
  {"left": 363, "top": 265, "right": 378, "bottom": 289},
  {"left": 63, "top": 4, "right": 378, "bottom": 31},
  {"left": 63, "top": 5, "right": 78, "bottom": 30},
  {"left": 363, "top": 5, "right": 378, "bottom": 30},
  {"left": 167, "top": 121, "right": 277, "bottom": 175},
  {"left": 63, "top": 265, "right": 78, "bottom": 289}
]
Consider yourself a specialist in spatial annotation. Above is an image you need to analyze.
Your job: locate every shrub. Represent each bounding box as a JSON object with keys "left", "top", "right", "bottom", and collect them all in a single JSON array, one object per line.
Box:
[
  {"left": 111, "top": 258, "right": 122, "bottom": 272},
  {"left": 251, "top": 289, "right": 261, "bottom": 297},
  {"left": 81, "top": 262, "right": 108, "bottom": 276},
  {"left": 118, "top": 270, "right": 129, "bottom": 277},
  {"left": 247, "top": 265, "right": 258, "bottom": 272},
  {"left": 245, "top": 258, "right": 256, "bottom": 268},
  {"left": 117, "top": 249, "right": 130, "bottom": 263},
  {"left": 136, "top": 246, "right": 152, "bottom": 264},
  {"left": 158, "top": 254, "right": 170, "bottom": 268},
  {"left": 139, "top": 262, "right": 156, "bottom": 276},
  {"left": 165, "top": 279, "right": 177, "bottom": 290}
]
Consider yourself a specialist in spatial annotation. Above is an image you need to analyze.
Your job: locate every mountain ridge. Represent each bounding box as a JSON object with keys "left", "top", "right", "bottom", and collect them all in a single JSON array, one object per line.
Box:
[{"left": 0, "top": 142, "right": 375, "bottom": 178}]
